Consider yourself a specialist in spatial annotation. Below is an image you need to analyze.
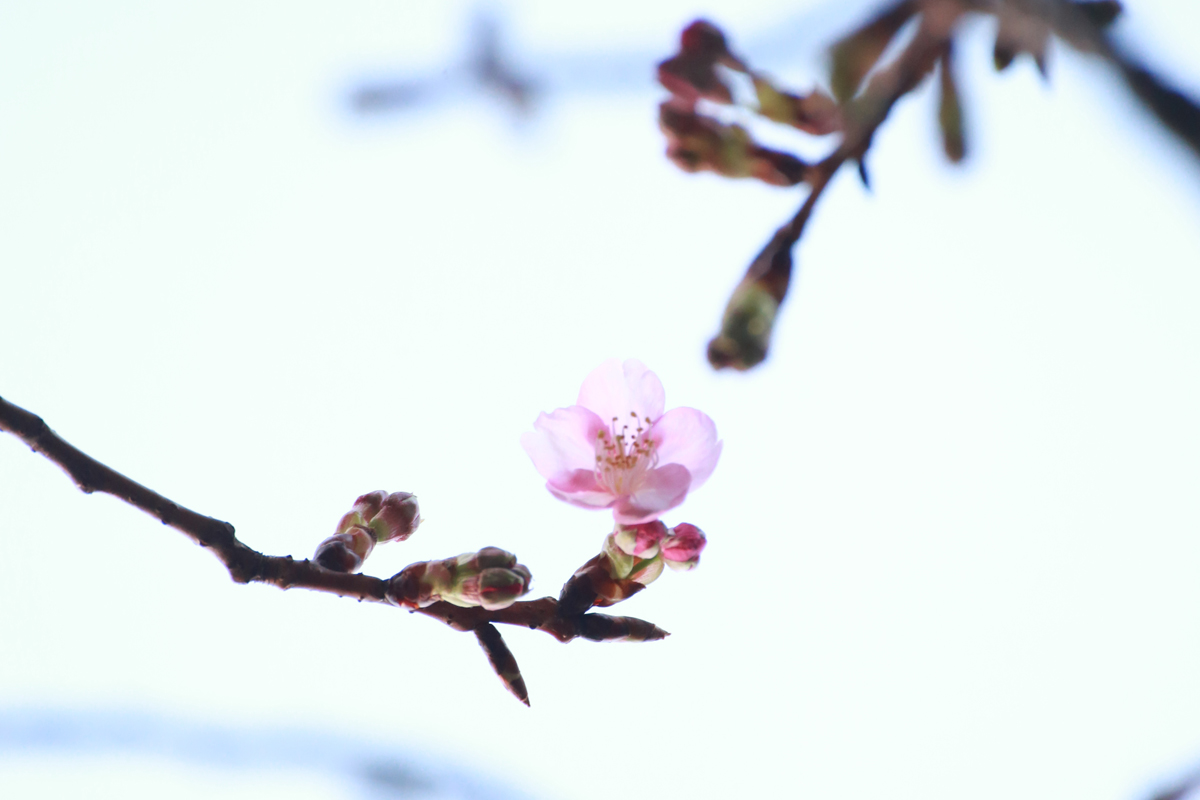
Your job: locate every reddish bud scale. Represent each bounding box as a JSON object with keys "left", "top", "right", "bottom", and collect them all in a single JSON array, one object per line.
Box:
[
  {"left": 313, "top": 526, "right": 375, "bottom": 573},
  {"left": 385, "top": 562, "right": 427, "bottom": 607},
  {"left": 560, "top": 554, "right": 649, "bottom": 611}
]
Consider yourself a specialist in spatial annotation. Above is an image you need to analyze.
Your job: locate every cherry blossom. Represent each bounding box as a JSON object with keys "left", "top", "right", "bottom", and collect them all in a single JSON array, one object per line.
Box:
[{"left": 521, "top": 359, "right": 721, "bottom": 524}]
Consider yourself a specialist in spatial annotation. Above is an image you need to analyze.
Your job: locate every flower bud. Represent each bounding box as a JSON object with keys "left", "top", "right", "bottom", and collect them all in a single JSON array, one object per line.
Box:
[
  {"left": 335, "top": 490, "right": 385, "bottom": 534},
  {"left": 459, "top": 566, "right": 534, "bottom": 611},
  {"left": 336, "top": 490, "right": 421, "bottom": 544},
  {"left": 313, "top": 525, "right": 375, "bottom": 573},
  {"left": 661, "top": 523, "right": 707, "bottom": 571},
  {"left": 613, "top": 520, "right": 668, "bottom": 558},
  {"left": 369, "top": 491, "right": 421, "bottom": 543},
  {"left": 602, "top": 532, "right": 664, "bottom": 587},
  {"left": 384, "top": 548, "right": 532, "bottom": 611},
  {"left": 459, "top": 545, "right": 518, "bottom": 571},
  {"left": 629, "top": 556, "right": 664, "bottom": 586}
]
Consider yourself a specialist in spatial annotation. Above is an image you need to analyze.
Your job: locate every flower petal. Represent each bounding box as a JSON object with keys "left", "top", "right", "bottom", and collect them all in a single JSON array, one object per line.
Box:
[
  {"left": 577, "top": 358, "right": 666, "bottom": 428},
  {"left": 521, "top": 406, "right": 606, "bottom": 481},
  {"left": 647, "top": 407, "right": 723, "bottom": 490},
  {"left": 613, "top": 463, "right": 691, "bottom": 524},
  {"left": 546, "top": 469, "right": 616, "bottom": 510}
]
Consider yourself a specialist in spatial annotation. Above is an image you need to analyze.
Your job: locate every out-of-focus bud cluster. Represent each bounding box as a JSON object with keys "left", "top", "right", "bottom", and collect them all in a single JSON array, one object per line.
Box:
[
  {"left": 656, "top": 19, "right": 840, "bottom": 190},
  {"left": 560, "top": 521, "right": 708, "bottom": 612},
  {"left": 659, "top": 101, "right": 808, "bottom": 186},
  {"left": 314, "top": 490, "right": 422, "bottom": 573},
  {"left": 387, "top": 547, "right": 533, "bottom": 611},
  {"left": 752, "top": 77, "right": 841, "bottom": 136},
  {"left": 657, "top": 20, "right": 745, "bottom": 105}
]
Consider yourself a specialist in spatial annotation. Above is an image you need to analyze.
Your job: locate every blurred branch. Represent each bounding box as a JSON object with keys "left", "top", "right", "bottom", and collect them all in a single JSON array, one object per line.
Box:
[
  {"left": 978, "top": 0, "right": 1200, "bottom": 159},
  {"left": 705, "top": 4, "right": 958, "bottom": 369},
  {"left": 1149, "top": 769, "right": 1200, "bottom": 800},
  {"left": 661, "top": 0, "right": 1200, "bottom": 371},
  {"left": 0, "top": 393, "right": 667, "bottom": 705}
]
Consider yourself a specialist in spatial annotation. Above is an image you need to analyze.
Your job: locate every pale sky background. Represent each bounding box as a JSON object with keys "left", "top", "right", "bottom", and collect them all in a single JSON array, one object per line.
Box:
[{"left": 2, "top": 1, "right": 1200, "bottom": 799}]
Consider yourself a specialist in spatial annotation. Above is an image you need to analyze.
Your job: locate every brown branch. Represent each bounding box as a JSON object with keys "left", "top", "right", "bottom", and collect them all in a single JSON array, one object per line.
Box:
[
  {"left": 708, "top": 7, "right": 956, "bottom": 370},
  {"left": 704, "top": 0, "right": 1200, "bottom": 372},
  {"left": 0, "top": 393, "right": 669, "bottom": 700}
]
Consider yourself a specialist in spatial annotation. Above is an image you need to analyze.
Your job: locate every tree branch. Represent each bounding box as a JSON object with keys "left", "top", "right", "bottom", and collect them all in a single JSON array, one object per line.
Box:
[
  {"left": 708, "top": 8, "right": 955, "bottom": 369},
  {"left": 0, "top": 393, "right": 668, "bottom": 703}
]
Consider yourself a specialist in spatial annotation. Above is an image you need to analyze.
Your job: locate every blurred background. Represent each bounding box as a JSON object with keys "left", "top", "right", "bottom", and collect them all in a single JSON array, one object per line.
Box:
[{"left": 2, "top": 1, "right": 1200, "bottom": 798}]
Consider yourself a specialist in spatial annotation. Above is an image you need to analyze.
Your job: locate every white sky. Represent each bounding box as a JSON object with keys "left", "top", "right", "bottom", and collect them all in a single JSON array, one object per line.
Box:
[{"left": 2, "top": 2, "right": 1200, "bottom": 799}]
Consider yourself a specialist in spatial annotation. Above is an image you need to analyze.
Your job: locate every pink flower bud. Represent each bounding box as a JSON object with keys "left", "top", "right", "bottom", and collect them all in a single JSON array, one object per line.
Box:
[
  {"left": 660, "top": 523, "right": 706, "bottom": 571},
  {"left": 613, "top": 520, "right": 668, "bottom": 557},
  {"left": 313, "top": 525, "right": 376, "bottom": 573},
  {"left": 369, "top": 491, "right": 421, "bottom": 543}
]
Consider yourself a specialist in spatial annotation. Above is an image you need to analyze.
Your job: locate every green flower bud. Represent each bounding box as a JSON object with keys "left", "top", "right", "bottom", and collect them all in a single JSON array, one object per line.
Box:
[{"left": 385, "top": 548, "right": 532, "bottom": 611}]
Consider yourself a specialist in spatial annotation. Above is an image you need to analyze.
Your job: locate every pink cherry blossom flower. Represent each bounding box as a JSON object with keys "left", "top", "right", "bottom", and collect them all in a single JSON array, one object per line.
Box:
[{"left": 521, "top": 359, "right": 722, "bottom": 524}]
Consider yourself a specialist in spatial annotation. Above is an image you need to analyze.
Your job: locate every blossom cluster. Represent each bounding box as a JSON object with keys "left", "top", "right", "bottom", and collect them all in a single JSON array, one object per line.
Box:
[{"left": 313, "top": 359, "right": 720, "bottom": 617}]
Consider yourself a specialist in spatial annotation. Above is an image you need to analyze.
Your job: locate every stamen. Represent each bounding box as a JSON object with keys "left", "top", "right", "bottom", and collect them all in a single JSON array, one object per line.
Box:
[{"left": 593, "top": 408, "right": 660, "bottom": 494}]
